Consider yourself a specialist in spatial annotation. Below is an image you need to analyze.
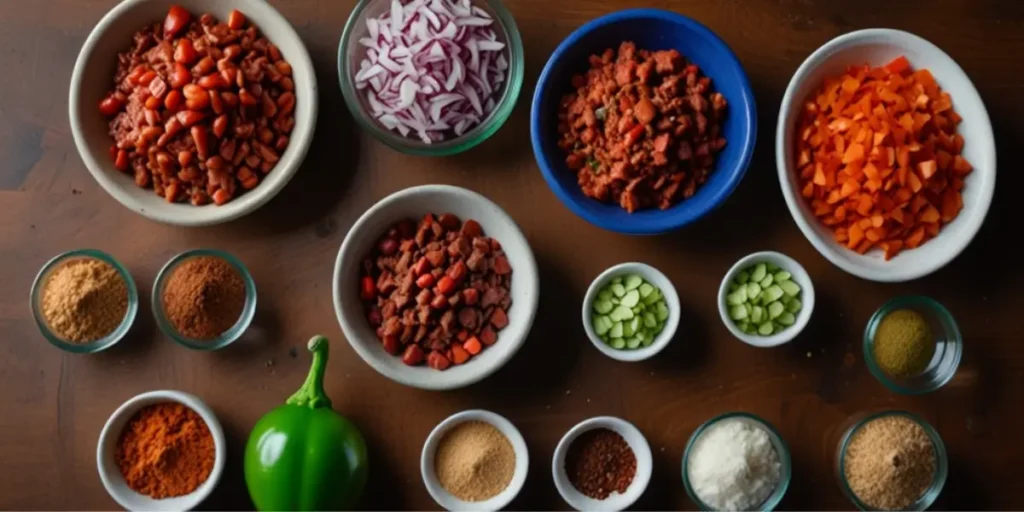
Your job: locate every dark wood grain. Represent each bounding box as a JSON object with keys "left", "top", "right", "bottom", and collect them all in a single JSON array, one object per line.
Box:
[{"left": 1, "top": 0, "right": 1023, "bottom": 509}]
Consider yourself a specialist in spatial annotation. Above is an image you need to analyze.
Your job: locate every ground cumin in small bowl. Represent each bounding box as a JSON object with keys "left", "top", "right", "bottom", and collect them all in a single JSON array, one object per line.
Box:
[
  {"left": 421, "top": 410, "right": 529, "bottom": 511},
  {"left": 153, "top": 249, "right": 256, "bottom": 350},
  {"left": 31, "top": 249, "right": 138, "bottom": 353}
]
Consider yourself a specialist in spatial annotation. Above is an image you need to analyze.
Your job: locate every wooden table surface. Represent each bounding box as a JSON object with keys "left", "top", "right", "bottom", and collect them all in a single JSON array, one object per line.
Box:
[{"left": 2, "top": 0, "right": 1023, "bottom": 509}]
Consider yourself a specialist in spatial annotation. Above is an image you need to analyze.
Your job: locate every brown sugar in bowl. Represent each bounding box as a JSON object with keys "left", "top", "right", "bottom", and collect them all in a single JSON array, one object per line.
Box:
[{"left": 152, "top": 249, "right": 257, "bottom": 350}]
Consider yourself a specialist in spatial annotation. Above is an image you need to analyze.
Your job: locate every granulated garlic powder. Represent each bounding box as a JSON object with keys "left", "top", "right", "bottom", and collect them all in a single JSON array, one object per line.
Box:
[{"left": 687, "top": 419, "right": 781, "bottom": 511}]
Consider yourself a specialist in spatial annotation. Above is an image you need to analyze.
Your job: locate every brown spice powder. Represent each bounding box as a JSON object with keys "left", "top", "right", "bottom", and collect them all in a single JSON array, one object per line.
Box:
[
  {"left": 42, "top": 258, "right": 128, "bottom": 343},
  {"left": 115, "top": 402, "right": 215, "bottom": 499},
  {"left": 844, "top": 415, "right": 936, "bottom": 510},
  {"left": 434, "top": 420, "right": 515, "bottom": 501},
  {"left": 163, "top": 256, "right": 245, "bottom": 340}
]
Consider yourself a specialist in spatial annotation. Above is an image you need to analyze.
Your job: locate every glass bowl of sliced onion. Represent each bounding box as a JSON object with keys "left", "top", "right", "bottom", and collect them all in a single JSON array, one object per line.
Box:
[{"left": 339, "top": 0, "right": 524, "bottom": 156}]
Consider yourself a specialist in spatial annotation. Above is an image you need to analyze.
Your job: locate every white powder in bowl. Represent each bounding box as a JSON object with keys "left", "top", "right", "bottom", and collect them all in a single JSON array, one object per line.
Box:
[{"left": 686, "top": 418, "right": 781, "bottom": 511}]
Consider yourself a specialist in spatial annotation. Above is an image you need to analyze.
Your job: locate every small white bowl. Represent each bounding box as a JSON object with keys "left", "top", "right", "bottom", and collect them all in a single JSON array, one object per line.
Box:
[
  {"left": 420, "top": 409, "right": 529, "bottom": 511},
  {"left": 776, "top": 28, "right": 995, "bottom": 282},
  {"left": 333, "top": 184, "right": 540, "bottom": 390},
  {"left": 581, "top": 262, "right": 680, "bottom": 362},
  {"left": 97, "top": 390, "right": 226, "bottom": 511},
  {"left": 552, "top": 416, "right": 653, "bottom": 512},
  {"left": 718, "top": 251, "right": 815, "bottom": 348},
  {"left": 69, "top": 0, "right": 318, "bottom": 226}
]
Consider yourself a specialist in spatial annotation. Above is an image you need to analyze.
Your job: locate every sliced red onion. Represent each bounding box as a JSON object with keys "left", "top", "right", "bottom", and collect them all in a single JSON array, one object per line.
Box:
[{"left": 354, "top": 0, "right": 511, "bottom": 143}]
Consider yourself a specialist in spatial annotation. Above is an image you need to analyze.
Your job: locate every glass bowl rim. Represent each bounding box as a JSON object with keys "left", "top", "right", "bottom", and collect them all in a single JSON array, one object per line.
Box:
[
  {"left": 30, "top": 248, "right": 139, "bottom": 354},
  {"left": 151, "top": 248, "right": 257, "bottom": 351},
  {"left": 862, "top": 295, "right": 962, "bottom": 395},
  {"left": 681, "top": 411, "right": 792, "bottom": 511},
  {"left": 337, "top": 0, "right": 525, "bottom": 156},
  {"left": 835, "top": 409, "right": 949, "bottom": 511}
]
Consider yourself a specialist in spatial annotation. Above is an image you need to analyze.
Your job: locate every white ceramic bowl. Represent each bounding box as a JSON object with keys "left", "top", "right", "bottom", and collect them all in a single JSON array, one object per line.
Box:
[
  {"left": 718, "top": 251, "right": 815, "bottom": 348},
  {"left": 69, "top": 0, "right": 318, "bottom": 226},
  {"left": 776, "top": 28, "right": 995, "bottom": 282},
  {"left": 333, "top": 185, "right": 540, "bottom": 390},
  {"left": 97, "top": 390, "right": 226, "bottom": 511},
  {"left": 420, "top": 409, "right": 529, "bottom": 511},
  {"left": 552, "top": 416, "right": 653, "bottom": 512},
  {"left": 581, "top": 262, "right": 680, "bottom": 362}
]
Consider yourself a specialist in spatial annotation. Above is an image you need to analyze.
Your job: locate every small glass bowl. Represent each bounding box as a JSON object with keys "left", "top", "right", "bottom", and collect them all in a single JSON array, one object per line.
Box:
[
  {"left": 30, "top": 249, "right": 139, "bottom": 353},
  {"left": 338, "top": 0, "right": 525, "bottom": 156},
  {"left": 836, "top": 410, "right": 948, "bottom": 511},
  {"left": 152, "top": 249, "right": 257, "bottom": 350},
  {"left": 863, "top": 296, "right": 962, "bottom": 394},
  {"left": 682, "top": 412, "right": 792, "bottom": 511}
]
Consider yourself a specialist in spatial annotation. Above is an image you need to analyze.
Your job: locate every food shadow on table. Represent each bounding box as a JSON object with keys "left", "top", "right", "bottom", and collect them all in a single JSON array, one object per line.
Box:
[
  {"left": 466, "top": 256, "right": 583, "bottom": 405},
  {"left": 195, "top": 414, "right": 252, "bottom": 511},
  {"left": 928, "top": 106, "right": 1020, "bottom": 296},
  {"left": 216, "top": 304, "right": 283, "bottom": 359},
  {"left": 931, "top": 454, "right": 987, "bottom": 511},
  {"left": 242, "top": 73, "right": 363, "bottom": 237},
  {"left": 354, "top": 424, "right": 409, "bottom": 510},
  {"left": 645, "top": 302, "right": 710, "bottom": 375}
]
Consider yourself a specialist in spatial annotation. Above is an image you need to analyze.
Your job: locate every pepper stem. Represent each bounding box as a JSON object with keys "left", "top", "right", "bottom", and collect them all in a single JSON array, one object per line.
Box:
[{"left": 285, "top": 335, "right": 333, "bottom": 409}]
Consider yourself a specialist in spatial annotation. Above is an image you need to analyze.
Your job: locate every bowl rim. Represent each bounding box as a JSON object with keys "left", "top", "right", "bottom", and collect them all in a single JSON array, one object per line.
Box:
[
  {"left": 774, "top": 27, "right": 996, "bottom": 282},
  {"left": 420, "top": 409, "right": 529, "bottom": 511},
  {"left": 152, "top": 248, "right": 258, "bottom": 350},
  {"left": 332, "top": 184, "right": 540, "bottom": 390},
  {"left": 96, "top": 389, "right": 226, "bottom": 511},
  {"left": 717, "top": 251, "right": 815, "bottom": 347},
  {"left": 530, "top": 7, "right": 757, "bottom": 234},
  {"left": 551, "top": 415, "right": 653, "bottom": 512},
  {"left": 862, "top": 295, "right": 962, "bottom": 395},
  {"left": 68, "top": 0, "right": 319, "bottom": 227},
  {"left": 835, "top": 410, "right": 948, "bottom": 511},
  {"left": 30, "top": 248, "right": 139, "bottom": 353},
  {"left": 337, "top": 0, "right": 525, "bottom": 156},
  {"left": 581, "top": 262, "right": 680, "bottom": 362},
  {"left": 681, "top": 411, "right": 792, "bottom": 511}
]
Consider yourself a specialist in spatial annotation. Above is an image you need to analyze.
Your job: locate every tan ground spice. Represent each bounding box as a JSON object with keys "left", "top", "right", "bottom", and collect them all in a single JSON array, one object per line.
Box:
[
  {"left": 844, "top": 415, "right": 936, "bottom": 510},
  {"left": 435, "top": 420, "right": 515, "bottom": 501},
  {"left": 163, "top": 256, "right": 245, "bottom": 340},
  {"left": 42, "top": 258, "right": 128, "bottom": 343}
]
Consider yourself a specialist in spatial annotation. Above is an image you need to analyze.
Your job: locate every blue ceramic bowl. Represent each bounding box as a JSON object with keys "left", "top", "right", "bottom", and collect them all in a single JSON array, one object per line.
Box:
[{"left": 530, "top": 9, "right": 757, "bottom": 235}]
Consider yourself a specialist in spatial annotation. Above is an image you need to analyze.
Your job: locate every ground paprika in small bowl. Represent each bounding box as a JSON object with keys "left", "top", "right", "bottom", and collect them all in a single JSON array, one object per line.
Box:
[
  {"left": 152, "top": 249, "right": 257, "bottom": 350},
  {"left": 96, "top": 390, "right": 226, "bottom": 511}
]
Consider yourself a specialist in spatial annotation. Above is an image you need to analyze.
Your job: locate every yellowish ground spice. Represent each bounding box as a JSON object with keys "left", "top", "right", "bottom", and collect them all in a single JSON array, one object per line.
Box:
[
  {"left": 42, "top": 258, "right": 128, "bottom": 343},
  {"left": 434, "top": 420, "right": 515, "bottom": 501},
  {"left": 873, "top": 309, "right": 934, "bottom": 377}
]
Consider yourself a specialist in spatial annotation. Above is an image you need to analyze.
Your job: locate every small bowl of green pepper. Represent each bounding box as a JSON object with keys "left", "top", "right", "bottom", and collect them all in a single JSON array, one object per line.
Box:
[
  {"left": 582, "top": 262, "right": 680, "bottom": 362},
  {"left": 718, "top": 251, "right": 815, "bottom": 347}
]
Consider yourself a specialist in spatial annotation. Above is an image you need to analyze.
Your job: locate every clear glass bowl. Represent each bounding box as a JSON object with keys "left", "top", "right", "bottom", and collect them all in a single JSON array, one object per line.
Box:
[
  {"left": 152, "top": 249, "right": 257, "bottom": 350},
  {"left": 682, "top": 412, "right": 792, "bottom": 511},
  {"left": 338, "top": 0, "right": 525, "bottom": 156},
  {"left": 836, "top": 410, "right": 948, "bottom": 511},
  {"left": 30, "top": 249, "right": 138, "bottom": 353},
  {"left": 863, "top": 296, "right": 962, "bottom": 394}
]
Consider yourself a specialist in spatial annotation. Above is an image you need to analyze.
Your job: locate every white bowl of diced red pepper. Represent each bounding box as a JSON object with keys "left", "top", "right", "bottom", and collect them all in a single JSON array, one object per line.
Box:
[
  {"left": 69, "top": 0, "right": 317, "bottom": 226},
  {"left": 333, "top": 184, "right": 540, "bottom": 390}
]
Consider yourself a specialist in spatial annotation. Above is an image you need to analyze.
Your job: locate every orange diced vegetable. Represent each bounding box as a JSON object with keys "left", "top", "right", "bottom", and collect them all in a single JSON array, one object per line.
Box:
[
  {"left": 919, "top": 205, "right": 941, "bottom": 224},
  {"left": 918, "top": 160, "right": 938, "bottom": 180},
  {"left": 793, "top": 54, "right": 971, "bottom": 260}
]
